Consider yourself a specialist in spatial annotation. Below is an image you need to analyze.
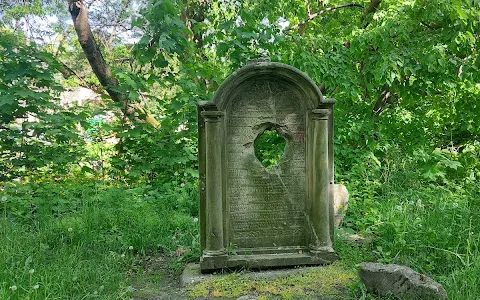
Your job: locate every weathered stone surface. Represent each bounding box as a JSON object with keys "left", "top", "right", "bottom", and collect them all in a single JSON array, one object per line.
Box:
[
  {"left": 182, "top": 263, "right": 326, "bottom": 287},
  {"left": 198, "top": 61, "right": 337, "bottom": 271},
  {"left": 333, "top": 184, "right": 349, "bottom": 227},
  {"left": 359, "top": 262, "right": 448, "bottom": 299},
  {"left": 236, "top": 295, "right": 257, "bottom": 300}
]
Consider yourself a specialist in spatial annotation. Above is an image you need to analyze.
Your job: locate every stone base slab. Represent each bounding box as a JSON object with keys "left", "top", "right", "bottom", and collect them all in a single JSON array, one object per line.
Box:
[
  {"left": 199, "top": 251, "right": 338, "bottom": 272},
  {"left": 182, "top": 259, "right": 337, "bottom": 287}
]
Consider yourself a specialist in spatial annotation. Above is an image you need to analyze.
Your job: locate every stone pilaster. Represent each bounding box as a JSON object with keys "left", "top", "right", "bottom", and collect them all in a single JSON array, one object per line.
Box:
[
  {"left": 198, "top": 102, "right": 218, "bottom": 252},
  {"left": 201, "top": 110, "right": 226, "bottom": 257},
  {"left": 309, "top": 108, "right": 333, "bottom": 253}
]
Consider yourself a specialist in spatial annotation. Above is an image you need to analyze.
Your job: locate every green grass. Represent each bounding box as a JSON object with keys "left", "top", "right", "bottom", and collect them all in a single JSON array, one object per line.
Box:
[
  {"left": 1, "top": 148, "right": 479, "bottom": 299},
  {"left": 341, "top": 155, "right": 480, "bottom": 300},
  {"left": 0, "top": 179, "right": 199, "bottom": 299}
]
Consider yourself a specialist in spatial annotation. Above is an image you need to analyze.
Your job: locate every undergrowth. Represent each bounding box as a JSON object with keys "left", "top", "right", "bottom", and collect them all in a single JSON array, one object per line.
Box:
[
  {"left": 1, "top": 143, "right": 479, "bottom": 299},
  {"left": 0, "top": 178, "right": 199, "bottom": 299},
  {"left": 339, "top": 143, "right": 480, "bottom": 300}
]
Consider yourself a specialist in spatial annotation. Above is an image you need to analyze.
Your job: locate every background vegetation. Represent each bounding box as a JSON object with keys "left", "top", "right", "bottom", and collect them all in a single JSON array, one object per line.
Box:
[{"left": 0, "top": 0, "right": 479, "bottom": 299}]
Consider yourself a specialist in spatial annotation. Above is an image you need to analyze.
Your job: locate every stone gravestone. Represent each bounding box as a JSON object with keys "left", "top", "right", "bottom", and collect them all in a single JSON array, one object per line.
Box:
[{"left": 198, "top": 60, "right": 337, "bottom": 271}]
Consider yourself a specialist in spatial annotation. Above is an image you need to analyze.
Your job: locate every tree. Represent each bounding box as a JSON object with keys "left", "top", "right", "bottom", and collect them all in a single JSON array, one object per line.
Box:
[
  {"left": 0, "top": 29, "right": 85, "bottom": 180},
  {"left": 68, "top": 0, "right": 122, "bottom": 101},
  {"left": 1, "top": 0, "right": 479, "bottom": 180}
]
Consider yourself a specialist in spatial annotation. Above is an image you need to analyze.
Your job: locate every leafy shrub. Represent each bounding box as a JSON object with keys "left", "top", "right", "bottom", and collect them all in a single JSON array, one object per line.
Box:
[{"left": 0, "top": 29, "right": 86, "bottom": 181}]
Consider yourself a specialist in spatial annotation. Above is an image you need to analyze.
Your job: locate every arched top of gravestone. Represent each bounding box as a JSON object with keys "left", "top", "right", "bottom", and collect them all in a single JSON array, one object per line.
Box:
[{"left": 212, "top": 61, "right": 333, "bottom": 111}]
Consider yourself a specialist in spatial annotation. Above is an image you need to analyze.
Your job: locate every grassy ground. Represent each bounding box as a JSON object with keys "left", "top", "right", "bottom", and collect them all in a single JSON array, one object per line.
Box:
[
  {"left": 1, "top": 166, "right": 479, "bottom": 299},
  {"left": 0, "top": 178, "right": 198, "bottom": 299},
  {"left": 341, "top": 168, "right": 480, "bottom": 299}
]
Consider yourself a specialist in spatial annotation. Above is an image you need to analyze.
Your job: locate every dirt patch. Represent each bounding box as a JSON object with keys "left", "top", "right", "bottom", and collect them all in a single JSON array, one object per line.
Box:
[{"left": 130, "top": 255, "right": 188, "bottom": 300}]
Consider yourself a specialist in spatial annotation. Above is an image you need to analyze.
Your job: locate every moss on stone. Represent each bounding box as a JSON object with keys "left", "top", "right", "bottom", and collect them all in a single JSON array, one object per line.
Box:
[{"left": 187, "top": 262, "right": 356, "bottom": 299}]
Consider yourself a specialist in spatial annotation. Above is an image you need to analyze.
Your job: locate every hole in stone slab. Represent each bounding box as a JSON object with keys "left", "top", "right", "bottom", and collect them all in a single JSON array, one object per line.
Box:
[{"left": 254, "top": 126, "right": 286, "bottom": 168}]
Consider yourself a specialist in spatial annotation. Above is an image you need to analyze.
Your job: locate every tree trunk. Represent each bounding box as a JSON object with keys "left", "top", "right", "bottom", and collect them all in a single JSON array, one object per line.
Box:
[
  {"left": 68, "top": 0, "right": 123, "bottom": 102},
  {"left": 67, "top": 0, "right": 159, "bottom": 128}
]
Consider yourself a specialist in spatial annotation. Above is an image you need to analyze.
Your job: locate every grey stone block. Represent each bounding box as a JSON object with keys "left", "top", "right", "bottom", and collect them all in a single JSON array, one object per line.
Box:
[
  {"left": 333, "top": 184, "right": 349, "bottom": 227},
  {"left": 359, "top": 262, "right": 447, "bottom": 299}
]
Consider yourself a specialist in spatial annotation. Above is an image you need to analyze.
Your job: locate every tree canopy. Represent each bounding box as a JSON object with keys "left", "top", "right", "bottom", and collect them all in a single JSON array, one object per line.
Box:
[{"left": 1, "top": 0, "right": 479, "bottom": 181}]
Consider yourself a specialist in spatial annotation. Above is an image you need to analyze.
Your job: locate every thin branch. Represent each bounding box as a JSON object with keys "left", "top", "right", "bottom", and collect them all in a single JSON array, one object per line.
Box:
[
  {"left": 362, "top": 0, "right": 382, "bottom": 20},
  {"left": 288, "top": 3, "right": 364, "bottom": 31},
  {"left": 420, "top": 21, "right": 441, "bottom": 30},
  {"left": 58, "top": 61, "right": 104, "bottom": 94},
  {"left": 55, "top": 27, "right": 73, "bottom": 56},
  {"left": 359, "top": 61, "right": 369, "bottom": 100},
  {"left": 362, "top": 0, "right": 382, "bottom": 28},
  {"left": 372, "top": 86, "right": 395, "bottom": 117},
  {"left": 107, "top": 0, "right": 131, "bottom": 47}
]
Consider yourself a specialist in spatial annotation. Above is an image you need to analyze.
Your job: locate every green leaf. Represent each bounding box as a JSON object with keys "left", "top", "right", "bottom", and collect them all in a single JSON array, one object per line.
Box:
[
  {"left": 441, "top": 159, "right": 462, "bottom": 170},
  {"left": 14, "top": 89, "right": 37, "bottom": 98},
  {"left": 154, "top": 58, "right": 169, "bottom": 68},
  {"left": 0, "top": 95, "right": 14, "bottom": 105},
  {"left": 368, "top": 152, "right": 381, "bottom": 167}
]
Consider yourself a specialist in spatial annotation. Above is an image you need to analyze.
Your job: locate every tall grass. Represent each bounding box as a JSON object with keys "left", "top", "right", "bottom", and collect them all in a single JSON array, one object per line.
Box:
[
  {"left": 340, "top": 145, "right": 480, "bottom": 299},
  {"left": 0, "top": 179, "right": 199, "bottom": 299},
  {"left": 1, "top": 143, "right": 479, "bottom": 299}
]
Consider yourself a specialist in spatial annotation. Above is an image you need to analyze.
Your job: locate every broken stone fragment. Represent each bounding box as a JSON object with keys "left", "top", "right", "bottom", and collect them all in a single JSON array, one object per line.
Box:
[
  {"left": 333, "top": 184, "right": 349, "bottom": 227},
  {"left": 359, "top": 262, "right": 447, "bottom": 299},
  {"left": 236, "top": 295, "right": 257, "bottom": 300}
]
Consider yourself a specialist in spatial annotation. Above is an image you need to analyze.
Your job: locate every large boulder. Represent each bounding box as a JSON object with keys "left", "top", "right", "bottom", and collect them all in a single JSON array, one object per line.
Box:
[
  {"left": 333, "top": 184, "right": 349, "bottom": 227},
  {"left": 359, "top": 262, "right": 447, "bottom": 299}
]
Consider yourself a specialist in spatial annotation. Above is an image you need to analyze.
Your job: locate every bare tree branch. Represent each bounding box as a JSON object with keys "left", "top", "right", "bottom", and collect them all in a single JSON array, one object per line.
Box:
[
  {"left": 373, "top": 86, "right": 396, "bottom": 117},
  {"left": 106, "top": 0, "right": 131, "bottom": 48},
  {"left": 362, "top": 0, "right": 382, "bottom": 28},
  {"left": 362, "top": 0, "right": 382, "bottom": 20}
]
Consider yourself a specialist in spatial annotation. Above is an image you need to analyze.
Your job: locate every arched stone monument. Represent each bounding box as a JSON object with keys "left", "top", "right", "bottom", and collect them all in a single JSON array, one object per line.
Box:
[{"left": 198, "top": 60, "right": 337, "bottom": 271}]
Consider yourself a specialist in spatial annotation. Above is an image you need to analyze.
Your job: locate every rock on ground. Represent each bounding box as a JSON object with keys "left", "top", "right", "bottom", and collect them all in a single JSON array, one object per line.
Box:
[
  {"left": 236, "top": 295, "right": 257, "bottom": 300},
  {"left": 359, "top": 262, "right": 447, "bottom": 299},
  {"left": 333, "top": 184, "right": 349, "bottom": 227}
]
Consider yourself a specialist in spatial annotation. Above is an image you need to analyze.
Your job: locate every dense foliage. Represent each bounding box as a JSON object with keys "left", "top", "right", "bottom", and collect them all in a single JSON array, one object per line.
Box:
[{"left": 1, "top": 0, "right": 479, "bottom": 299}]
